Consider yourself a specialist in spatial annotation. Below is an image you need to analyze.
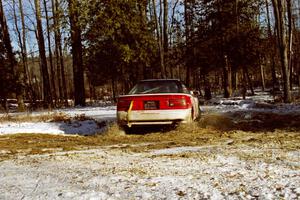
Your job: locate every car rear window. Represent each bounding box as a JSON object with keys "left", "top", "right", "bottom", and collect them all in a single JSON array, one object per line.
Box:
[{"left": 128, "top": 80, "right": 189, "bottom": 94}]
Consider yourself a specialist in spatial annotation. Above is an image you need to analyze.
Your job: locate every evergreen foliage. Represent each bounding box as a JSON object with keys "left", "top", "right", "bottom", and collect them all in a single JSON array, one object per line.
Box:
[
  {"left": 84, "top": 0, "right": 157, "bottom": 92},
  {"left": 1, "top": 0, "right": 300, "bottom": 109}
]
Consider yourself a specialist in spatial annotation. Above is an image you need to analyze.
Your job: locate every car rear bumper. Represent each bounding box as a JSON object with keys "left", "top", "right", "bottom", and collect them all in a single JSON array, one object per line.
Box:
[{"left": 117, "top": 109, "right": 191, "bottom": 127}]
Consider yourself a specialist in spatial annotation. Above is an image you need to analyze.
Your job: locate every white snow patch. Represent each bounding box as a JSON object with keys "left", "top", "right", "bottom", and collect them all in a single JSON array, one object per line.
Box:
[
  {"left": 0, "top": 147, "right": 299, "bottom": 199},
  {"left": 151, "top": 146, "right": 205, "bottom": 155},
  {"left": 0, "top": 120, "right": 105, "bottom": 136},
  {"left": 0, "top": 106, "right": 116, "bottom": 136}
]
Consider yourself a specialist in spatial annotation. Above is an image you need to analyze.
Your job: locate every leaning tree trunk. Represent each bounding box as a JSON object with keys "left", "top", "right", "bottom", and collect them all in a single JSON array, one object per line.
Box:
[
  {"left": 34, "top": 0, "right": 53, "bottom": 108},
  {"left": 272, "top": 0, "right": 291, "bottom": 103},
  {"left": 69, "top": 0, "right": 85, "bottom": 106}
]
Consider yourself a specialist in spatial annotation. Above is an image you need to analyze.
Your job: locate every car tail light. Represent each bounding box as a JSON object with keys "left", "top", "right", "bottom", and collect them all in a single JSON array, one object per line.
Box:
[
  {"left": 169, "top": 99, "right": 187, "bottom": 108},
  {"left": 117, "top": 99, "right": 132, "bottom": 111}
]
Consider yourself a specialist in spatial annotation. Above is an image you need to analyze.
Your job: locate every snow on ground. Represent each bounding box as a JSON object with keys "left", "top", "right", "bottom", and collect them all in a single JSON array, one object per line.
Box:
[
  {"left": 2, "top": 91, "right": 300, "bottom": 135},
  {"left": 0, "top": 106, "right": 117, "bottom": 120},
  {"left": 202, "top": 91, "right": 300, "bottom": 114},
  {"left": 0, "top": 120, "right": 104, "bottom": 136},
  {"left": 58, "top": 106, "right": 117, "bottom": 121},
  {"left": 0, "top": 146, "right": 299, "bottom": 200},
  {"left": 1, "top": 92, "right": 300, "bottom": 199},
  {"left": 0, "top": 106, "right": 116, "bottom": 136}
]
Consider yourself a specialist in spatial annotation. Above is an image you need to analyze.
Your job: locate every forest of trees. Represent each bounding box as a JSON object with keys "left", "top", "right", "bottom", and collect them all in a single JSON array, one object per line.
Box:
[{"left": 1, "top": 0, "right": 300, "bottom": 110}]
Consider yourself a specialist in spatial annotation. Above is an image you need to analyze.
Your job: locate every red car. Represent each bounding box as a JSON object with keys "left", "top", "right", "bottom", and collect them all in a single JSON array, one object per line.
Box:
[{"left": 117, "top": 79, "right": 200, "bottom": 131}]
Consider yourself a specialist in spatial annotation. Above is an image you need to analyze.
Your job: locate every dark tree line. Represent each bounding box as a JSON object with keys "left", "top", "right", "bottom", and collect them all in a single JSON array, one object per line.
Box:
[{"left": 1, "top": 0, "right": 300, "bottom": 111}]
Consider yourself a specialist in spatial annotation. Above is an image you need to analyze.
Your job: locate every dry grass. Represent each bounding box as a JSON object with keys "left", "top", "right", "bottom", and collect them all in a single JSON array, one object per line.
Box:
[
  {"left": 0, "top": 120, "right": 299, "bottom": 161},
  {"left": 0, "top": 111, "right": 299, "bottom": 162},
  {"left": 199, "top": 111, "right": 300, "bottom": 132},
  {"left": 0, "top": 113, "right": 94, "bottom": 124},
  {"left": 0, "top": 112, "right": 71, "bottom": 123}
]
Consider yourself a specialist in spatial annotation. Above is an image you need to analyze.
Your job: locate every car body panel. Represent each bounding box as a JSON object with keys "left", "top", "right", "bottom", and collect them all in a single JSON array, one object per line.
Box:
[
  {"left": 116, "top": 79, "right": 200, "bottom": 128},
  {"left": 117, "top": 108, "right": 192, "bottom": 126}
]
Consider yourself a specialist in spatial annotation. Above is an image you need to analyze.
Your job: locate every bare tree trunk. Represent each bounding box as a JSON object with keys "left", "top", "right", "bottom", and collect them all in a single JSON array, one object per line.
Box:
[
  {"left": 152, "top": 0, "right": 165, "bottom": 78},
  {"left": 216, "top": 0, "right": 230, "bottom": 98},
  {"left": 111, "top": 77, "right": 116, "bottom": 103},
  {"left": 184, "top": 0, "right": 191, "bottom": 87},
  {"left": 138, "top": 0, "right": 148, "bottom": 80},
  {"left": 260, "top": 64, "right": 266, "bottom": 92},
  {"left": 52, "top": 0, "right": 62, "bottom": 102},
  {"left": 203, "top": 69, "right": 212, "bottom": 100},
  {"left": 245, "top": 67, "right": 254, "bottom": 95},
  {"left": 225, "top": 55, "right": 232, "bottom": 96},
  {"left": 272, "top": 0, "right": 291, "bottom": 103},
  {"left": 222, "top": 56, "right": 230, "bottom": 98},
  {"left": 19, "top": 0, "right": 36, "bottom": 105},
  {"left": 242, "top": 68, "right": 247, "bottom": 99},
  {"left": 53, "top": 0, "right": 68, "bottom": 105},
  {"left": 69, "top": 0, "right": 85, "bottom": 106},
  {"left": 34, "top": 0, "right": 53, "bottom": 108},
  {"left": 169, "top": 0, "right": 179, "bottom": 46},
  {"left": 163, "top": 0, "right": 168, "bottom": 77},
  {"left": 266, "top": 0, "right": 278, "bottom": 92},
  {"left": 298, "top": 61, "right": 300, "bottom": 94},
  {"left": 19, "top": 0, "right": 28, "bottom": 80},
  {"left": 43, "top": 0, "right": 57, "bottom": 105},
  {"left": 287, "top": 0, "right": 293, "bottom": 90}
]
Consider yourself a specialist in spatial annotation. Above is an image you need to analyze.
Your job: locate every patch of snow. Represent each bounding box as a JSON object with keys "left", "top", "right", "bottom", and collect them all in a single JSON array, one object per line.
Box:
[
  {"left": 0, "top": 146, "right": 299, "bottom": 199},
  {"left": 0, "top": 106, "right": 116, "bottom": 136},
  {"left": 2, "top": 91, "right": 300, "bottom": 136},
  {"left": 203, "top": 93, "right": 300, "bottom": 115},
  {"left": 152, "top": 146, "right": 205, "bottom": 155},
  {"left": 0, "top": 120, "right": 105, "bottom": 136}
]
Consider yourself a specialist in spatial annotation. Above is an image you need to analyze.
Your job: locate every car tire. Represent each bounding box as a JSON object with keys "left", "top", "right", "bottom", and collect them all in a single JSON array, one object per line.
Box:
[
  {"left": 187, "top": 110, "right": 194, "bottom": 124},
  {"left": 195, "top": 106, "right": 201, "bottom": 120},
  {"left": 120, "top": 126, "right": 132, "bottom": 134}
]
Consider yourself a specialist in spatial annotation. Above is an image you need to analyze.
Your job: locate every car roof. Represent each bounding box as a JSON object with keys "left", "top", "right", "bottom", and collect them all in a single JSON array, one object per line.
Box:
[{"left": 139, "top": 79, "right": 181, "bottom": 82}]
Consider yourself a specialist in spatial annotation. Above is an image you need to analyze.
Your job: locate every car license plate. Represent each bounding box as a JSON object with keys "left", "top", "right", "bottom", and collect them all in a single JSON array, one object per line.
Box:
[{"left": 144, "top": 101, "right": 159, "bottom": 110}]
